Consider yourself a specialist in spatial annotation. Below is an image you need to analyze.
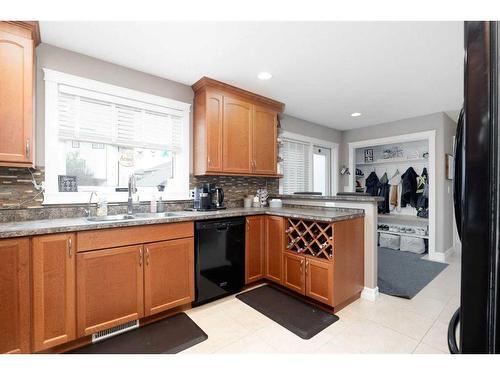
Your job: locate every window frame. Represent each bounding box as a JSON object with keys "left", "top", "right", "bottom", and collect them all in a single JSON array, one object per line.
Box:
[
  {"left": 279, "top": 130, "right": 339, "bottom": 196},
  {"left": 43, "top": 68, "right": 191, "bottom": 205}
]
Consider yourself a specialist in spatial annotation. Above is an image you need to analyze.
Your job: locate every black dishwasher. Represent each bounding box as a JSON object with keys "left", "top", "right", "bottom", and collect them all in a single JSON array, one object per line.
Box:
[{"left": 193, "top": 217, "right": 245, "bottom": 306}]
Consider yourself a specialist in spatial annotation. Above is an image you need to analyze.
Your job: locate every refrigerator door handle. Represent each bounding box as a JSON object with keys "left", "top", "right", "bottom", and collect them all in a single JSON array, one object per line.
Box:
[
  {"left": 448, "top": 307, "right": 461, "bottom": 354},
  {"left": 453, "top": 108, "right": 464, "bottom": 240}
]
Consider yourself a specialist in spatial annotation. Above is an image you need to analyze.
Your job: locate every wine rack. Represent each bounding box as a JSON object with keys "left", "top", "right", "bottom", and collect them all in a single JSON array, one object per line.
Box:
[{"left": 285, "top": 218, "right": 334, "bottom": 261}]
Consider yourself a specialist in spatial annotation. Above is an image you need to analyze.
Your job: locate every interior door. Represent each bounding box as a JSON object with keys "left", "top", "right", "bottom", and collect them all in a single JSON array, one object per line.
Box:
[
  {"left": 32, "top": 233, "right": 76, "bottom": 351},
  {"left": 144, "top": 238, "right": 194, "bottom": 316},
  {"left": 0, "top": 27, "right": 33, "bottom": 165},
  {"left": 222, "top": 96, "right": 253, "bottom": 173},
  {"left": 313, "top": 146, "right": 331, "bottom": 195},
  {"left": 77, "top": 245, "right": 144, "bottom": 337},
  {"left": 252, "top": 106, "right": 277, "bottom": 174},
  {"left": 283, "top": 252, "right": 305, "bottom": 294}
]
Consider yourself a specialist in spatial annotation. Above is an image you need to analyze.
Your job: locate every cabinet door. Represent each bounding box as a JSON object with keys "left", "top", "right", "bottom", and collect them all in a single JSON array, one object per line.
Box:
[
  {"left": 222, "top": 96, "right": 253, "bottom": 173},
  {"left": 206, "top": 90, "right": 223, "bottom": 172},
  {"left": 245, "top": 216, "right": 265, "bottom": 284},
  {"left": 265, "top": 216, "right": 284, "bottom": 284},
  {"left": 77, "top": 245, "right": 144, "bottom": 337},
  {"left": 252, "top": 106, "right": 277, "bottom": 175},
  {"left": 0, "top": 26, "right": 34, "bottom": 166},
  {"left": 0, "top": 238, "right": 30, "bottom": 354},
  {"left": 32, "top": 233, "right": 76, "bottom": 351},
  {"left": 283, "top": 252, "right": 305, "bottom": 295},
  {"left": 305, "top": 258, "right": 334, "bottom": 306},
  {"left": 144, "top": 238, "right": 194, "bottom": 316}
]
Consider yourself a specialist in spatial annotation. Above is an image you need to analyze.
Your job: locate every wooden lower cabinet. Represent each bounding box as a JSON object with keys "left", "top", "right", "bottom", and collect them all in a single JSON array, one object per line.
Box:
[
  {"left": 144, "top": 238, "right": 194, "bottom": 316},
  {"left": 282, "top": 252, "right": 305, "bottom": 294},
  {"left": 245, "top": 216, "right": 265, "bottom": 284},
  {"left": 305, "top": 258, "right": 334, "bottom": 306},
  {"left": 0, "top": 238, "right": 30, "bottom": 354},
  {"left": 265, "top": 216, "right": 284, "bottom": 284},
  {"left": 32, "top": 233, "right": 76, "bottom": 351},
  {"left": 76, "top": 245, "right": 144, "bottom": 337}
]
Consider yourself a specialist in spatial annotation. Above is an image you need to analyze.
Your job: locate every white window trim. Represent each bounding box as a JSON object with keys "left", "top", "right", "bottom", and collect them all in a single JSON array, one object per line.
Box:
[
  {"left": 279, "top": 130, "right": 339, "bottom": 195},
  {"left": 43, "top": 68, "right": 191, "bottom": 205}
]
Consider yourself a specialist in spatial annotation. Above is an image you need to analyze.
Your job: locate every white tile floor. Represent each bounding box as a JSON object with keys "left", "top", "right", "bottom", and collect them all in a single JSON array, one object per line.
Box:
[{"left": 182, "top": 251, "right": 461, "bottom": 354}]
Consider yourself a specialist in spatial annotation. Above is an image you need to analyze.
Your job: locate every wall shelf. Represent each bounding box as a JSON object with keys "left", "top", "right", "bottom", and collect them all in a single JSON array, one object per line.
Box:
[
  {"left": 356, "top": 158, "right": 428, "bottom": 167},
  {"left": 378, "top": 213, "right": 428, "bottom": 223},
  {"left": 377, "top": 229, "right": 429, "bottom": 240}
]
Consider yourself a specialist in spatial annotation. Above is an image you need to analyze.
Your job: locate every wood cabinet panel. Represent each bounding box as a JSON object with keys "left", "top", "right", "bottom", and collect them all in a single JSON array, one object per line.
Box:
[
  {"left": 245, "top": 216, "right": 265, "bottom": 284},
  {"left": 265, "top": 216, "right": 284, "bottom": 284},
  {"left": 222, "top": 96, "right": 253, "bottom": 173},
  {"left": 32, "top": 233, "right": 76, "bottom": 351},
  {"left": 77, "top": 222, "right": 193, "bottom": 252},
  {"left": 305, "top": 258, "right": 334, "bottom": 306},
  {"left": 206, "top": 90, "right": 223, "bottom": 172},
  {"left": 253, "top": 106, "right": 277, "bottom": 174},
  {"left": 144, "top": 238, "right": 194, "bottom": 316},
  {"left": 282, "top": 252, "right": 305, "bottom": 295},
  {"left": 0, "top": 23, "right": 34, "bottom": 166},
  {"left": 77, "top": 245, "right": 144, "bottom": 337},
  {"left": 0, "top": 238, "right": 30, "bottom": 354}
]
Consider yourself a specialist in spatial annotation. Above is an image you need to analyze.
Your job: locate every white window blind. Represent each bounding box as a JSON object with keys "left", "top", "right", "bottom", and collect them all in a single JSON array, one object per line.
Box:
[
  {"left": 56, "top": 84, "right": 184, "bottom": 151},
  {"left": 282, "top": 138, "right": 310, "bottom": 194}
]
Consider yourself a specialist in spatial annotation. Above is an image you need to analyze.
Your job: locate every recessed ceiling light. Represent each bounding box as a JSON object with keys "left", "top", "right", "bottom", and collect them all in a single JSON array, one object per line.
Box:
[
  {"left": 257, "top": 72, "right": 273, "bottom": 80},
  {"left": 351, "top": 112, "right": 362, "bottom": 117}
]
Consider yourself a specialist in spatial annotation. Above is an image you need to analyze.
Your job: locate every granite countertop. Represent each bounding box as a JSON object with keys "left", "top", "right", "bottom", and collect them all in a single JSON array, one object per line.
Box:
[
  {"left": 0, "top": 206, "right": 364, "bottom": 239},
  {"left": 271, "top": 194, "right": 384, "bottom": 203}
]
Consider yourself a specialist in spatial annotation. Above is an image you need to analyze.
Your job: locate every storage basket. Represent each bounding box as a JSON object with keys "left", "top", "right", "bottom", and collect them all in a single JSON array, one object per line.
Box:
[
  {"left": 379, "top": 233, "right": 400, "bottom": 250},
  {"left": 400, "top": 235, "right": 426, "bottom": 254}
]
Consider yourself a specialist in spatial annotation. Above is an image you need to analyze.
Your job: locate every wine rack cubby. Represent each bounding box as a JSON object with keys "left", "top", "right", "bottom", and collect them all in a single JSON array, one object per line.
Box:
[{"left": 285, "top": 218, "right": 334, "bottom": 261}]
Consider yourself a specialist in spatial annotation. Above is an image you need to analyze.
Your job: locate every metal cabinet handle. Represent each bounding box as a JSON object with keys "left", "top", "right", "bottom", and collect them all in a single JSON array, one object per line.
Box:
[
  {"left": 26, "top": 139, "right": 30, "bottom": 159},
  {"left": 139, "top": 248, "right": 143, "bottom": 266},
  {"left": 305, "top": 260, "right": 309, "bottom": 275},
  {"left": 208, "top": 157, "right": 211, "bottom": 166},
  {"left": 68, "top": 237, "right": 72, "bottom": 257},
  {"left": 146, "top": 248, "right": 150, "bottom": 266},
  {"left": 300, "top": 259, "right": 304, "bottom": 272}
]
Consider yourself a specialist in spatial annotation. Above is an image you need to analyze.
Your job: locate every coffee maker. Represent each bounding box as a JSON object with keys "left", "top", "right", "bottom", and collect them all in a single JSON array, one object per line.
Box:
[{"left": 193, "top": 183, "right": 225, "bottom": 211}]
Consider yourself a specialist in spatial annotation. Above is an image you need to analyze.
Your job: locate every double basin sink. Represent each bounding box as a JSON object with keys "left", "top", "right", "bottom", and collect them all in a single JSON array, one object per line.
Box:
[{"left": 86, "top": 212, "right": 181, "bottom": 222}]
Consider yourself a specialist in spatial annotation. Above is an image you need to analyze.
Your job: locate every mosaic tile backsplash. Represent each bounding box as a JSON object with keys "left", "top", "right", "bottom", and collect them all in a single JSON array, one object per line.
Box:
[{"left": 0, "top": 166, "right": 279, "bottom": 222}]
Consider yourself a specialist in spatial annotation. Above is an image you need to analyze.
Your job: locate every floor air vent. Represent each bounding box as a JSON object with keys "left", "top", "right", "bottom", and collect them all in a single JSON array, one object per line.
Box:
[{"left": 92, "top": 320, "right": 139, "bottom": 343}]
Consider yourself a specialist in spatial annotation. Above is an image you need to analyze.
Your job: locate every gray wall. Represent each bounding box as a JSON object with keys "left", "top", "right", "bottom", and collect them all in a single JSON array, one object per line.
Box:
[
  {"left": 340, "top": 112, "right": 457, "bottom": 253},
  {"left": 280, "top": 114, "right": 342, "bottom": 144},
  {"left": 35, "top": 43, "right": 194, "bottom": 166}
]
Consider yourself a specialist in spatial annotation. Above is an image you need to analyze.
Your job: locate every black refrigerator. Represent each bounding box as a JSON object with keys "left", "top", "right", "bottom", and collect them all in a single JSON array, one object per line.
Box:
[{"left": 448, "top": 21, "right": 500, "bottom": 354}]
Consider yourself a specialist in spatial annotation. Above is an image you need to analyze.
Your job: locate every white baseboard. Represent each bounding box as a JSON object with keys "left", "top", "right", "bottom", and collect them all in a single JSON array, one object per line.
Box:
[
  {"left": 428, "top": 245, "right": 456, "bottom": 263},
  {"left": 361, "top": 287, "right": 379, "bottom": 301}
]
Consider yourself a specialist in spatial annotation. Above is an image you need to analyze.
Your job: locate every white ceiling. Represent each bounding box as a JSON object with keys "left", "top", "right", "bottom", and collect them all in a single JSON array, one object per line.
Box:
[{"left": 39, "top": 21, "right": 463, "bottom": 130}]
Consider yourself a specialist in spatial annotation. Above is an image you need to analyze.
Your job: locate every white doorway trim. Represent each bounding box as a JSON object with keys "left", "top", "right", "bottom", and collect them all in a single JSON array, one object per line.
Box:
[
  {"left": 279, "top": 130, "right": 339, "bottom": 195},
  {"left": 347, "top": 130, "right": 437, "bottom": 259}
]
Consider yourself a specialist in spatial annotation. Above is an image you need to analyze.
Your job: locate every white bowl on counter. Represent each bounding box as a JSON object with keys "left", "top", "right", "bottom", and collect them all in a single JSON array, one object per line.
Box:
[{"left": 269, "top": 199, "right": 283, "bottom": 208}]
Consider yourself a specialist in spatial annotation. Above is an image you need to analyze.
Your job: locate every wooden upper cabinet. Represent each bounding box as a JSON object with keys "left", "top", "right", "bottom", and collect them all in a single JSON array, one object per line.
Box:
[
  {"left": 305, "top": 258, "right": 334, "bottom": 306},
  {"left": 0, "top": 22, "right": 39, "bottom": 167},
  {"left": 144, "top": 238, "right": 194, "bottom": 316},
  {"left": 192, "top": 77, "right": 284, "bottom": 177},
  {"left": 253, "top": 106, "right": 277, "bottom": 175},
  {"left": 0, "top": 238, "right": 30, "bottom": 354},
  {"left": 265, "top": 216, "right": 284, "bottom": 284},
  {"left": 32, "top": 233, "right": 76, "bottom": 352},
  {"left": 76, "top": 245, "right": 144, "bottom": 337},
  {"left": 223, "top": 96, "right": 253, "bottom": 174},
  {"left": 245, "top": 216, "right": 265, "bottom": 284}
]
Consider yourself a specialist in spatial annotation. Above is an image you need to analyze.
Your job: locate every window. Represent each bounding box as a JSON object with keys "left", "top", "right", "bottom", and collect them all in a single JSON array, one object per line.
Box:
[
  {"left": 280, "top": 131, "right": 338, "bottom": 196},
  {"left": 43, "top": 69, "right": 191, "bottom": 204}
]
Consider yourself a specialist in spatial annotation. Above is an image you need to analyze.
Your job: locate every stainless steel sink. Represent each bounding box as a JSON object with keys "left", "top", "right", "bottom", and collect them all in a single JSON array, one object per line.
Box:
[
  {"left": 86, "top": 214, "right": 136, "bottom": 222},
  {"left": 133, "top": 212, "right": 180, "bottom": 218}
]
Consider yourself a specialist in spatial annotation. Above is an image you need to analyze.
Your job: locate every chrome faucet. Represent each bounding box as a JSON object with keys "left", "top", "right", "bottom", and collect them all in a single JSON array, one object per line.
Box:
[
  {"left": 127, "top": 174, "right": 137, "bottom": 215},
  {"left": 85, "top": 191, "right": 97, "bottom": 217}
]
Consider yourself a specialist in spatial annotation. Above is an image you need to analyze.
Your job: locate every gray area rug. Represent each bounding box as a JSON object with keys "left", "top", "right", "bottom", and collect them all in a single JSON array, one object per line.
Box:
[{"left": 378, "top": 247, "right": 448, "bottom": 299}]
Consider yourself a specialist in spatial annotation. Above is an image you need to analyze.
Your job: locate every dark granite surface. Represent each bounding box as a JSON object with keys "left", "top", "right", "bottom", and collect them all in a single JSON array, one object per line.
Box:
[
  {"left": 0, "top": 207, "right": 364, "bottom": 239},
  {"left": 271, "top": 194, "right": 384, "bottom": 203}
]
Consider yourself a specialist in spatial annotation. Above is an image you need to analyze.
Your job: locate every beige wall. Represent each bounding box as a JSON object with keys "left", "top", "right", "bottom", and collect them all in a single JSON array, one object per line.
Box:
[
  {"left": 34, "top": 43, "right": 194, "bottom": 166},
  {"left": 340, "top": 112, "right": 457, "bottom": 253},
  {"left": 280, "top": 114, "right": 342, "bottom": 144}
]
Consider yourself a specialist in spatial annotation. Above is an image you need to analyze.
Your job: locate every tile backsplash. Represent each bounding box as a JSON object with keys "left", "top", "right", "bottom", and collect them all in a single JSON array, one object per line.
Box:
[{"left": 0, "top": 165, "right": 279, "bottom": 221}]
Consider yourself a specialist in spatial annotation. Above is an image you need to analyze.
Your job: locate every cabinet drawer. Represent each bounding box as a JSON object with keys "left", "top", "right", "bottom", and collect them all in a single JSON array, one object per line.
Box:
[{"left": 77, "top": 222, "right": 194, "bottom": 252}]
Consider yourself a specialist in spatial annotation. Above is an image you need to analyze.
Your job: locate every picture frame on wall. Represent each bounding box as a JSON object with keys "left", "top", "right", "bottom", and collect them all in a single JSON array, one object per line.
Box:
[
  {"left": 446, "top": 153, "right": 454, "bottom": 180},
  {"left": 364, "top": 148, "right": 374, "bottom": 163}
]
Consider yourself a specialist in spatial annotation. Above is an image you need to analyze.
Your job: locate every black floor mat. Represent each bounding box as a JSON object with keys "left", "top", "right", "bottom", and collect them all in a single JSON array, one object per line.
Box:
[
  {"left": 236, "top": 285, "right": 338, "bottom": 339},
  {"left": 69, "top": 313, "right": 207, "bottom": 354}
]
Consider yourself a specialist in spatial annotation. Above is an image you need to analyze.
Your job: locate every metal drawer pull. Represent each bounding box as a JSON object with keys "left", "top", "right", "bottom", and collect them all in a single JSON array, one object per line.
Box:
[
  {"left": 26, "top": 139, "right": 30, "bottom": 158},
  {"left": 146, "top": 248, "right": 150, "bottom": 265},
  {"left": 68, "top": 237, "right": 72, "bottom": 257},
  {"left": 139, "top": 248, "right": 143, "bottom": 266}
]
